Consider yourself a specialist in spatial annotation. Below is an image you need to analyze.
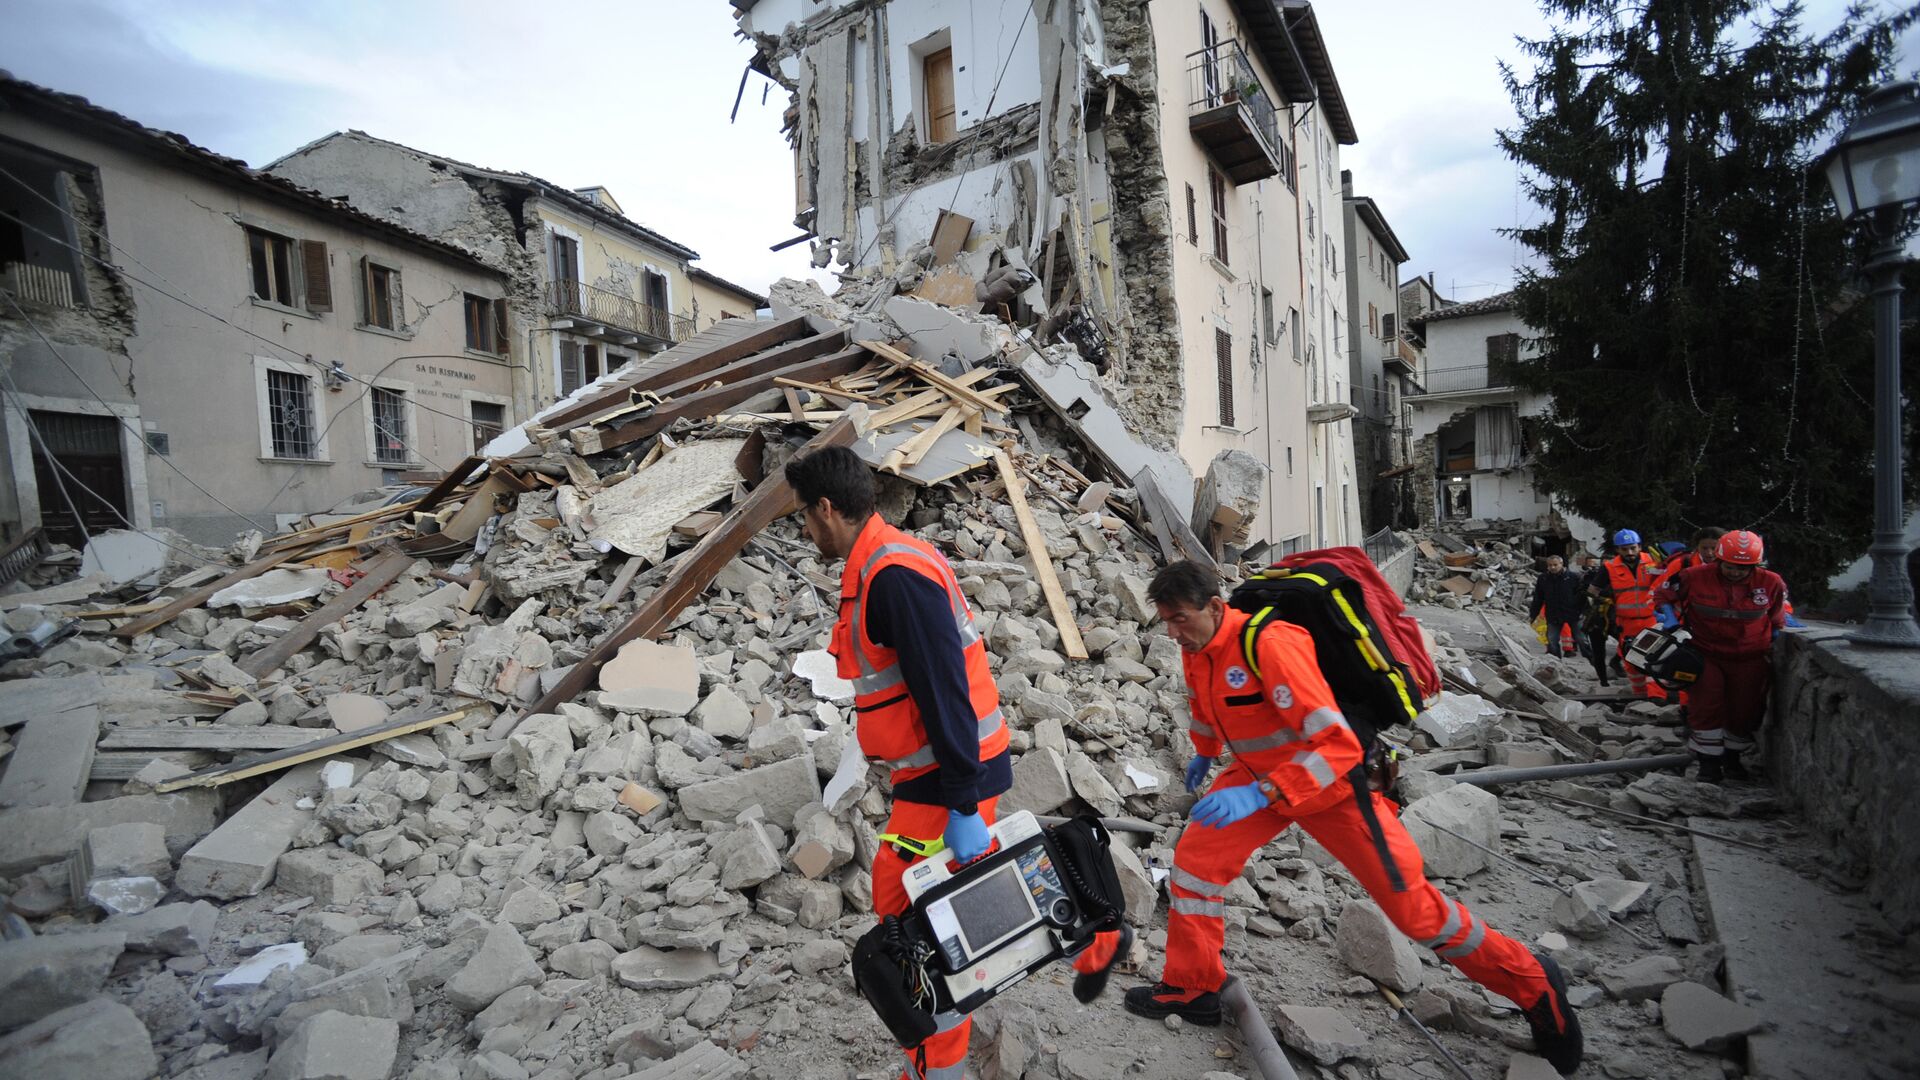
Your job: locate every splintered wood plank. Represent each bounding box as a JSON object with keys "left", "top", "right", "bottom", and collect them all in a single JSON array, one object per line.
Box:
[
  {"left": 238, "top": 551, "right": 412, "bottom": 680},
  {"left": 112, "top": 547, "right": 307, "bottom": 639},
  {"left": 782, "top": 386, "right": 809, "bottom": 421},
  {"left": 596, "top": 348, "right": 868, "bottom": 452},
  {"left": 152, "top": 709, "right": 468, "bottom": 792},
  {"left": 885, "top": 406, "right": 971, "bottom": 473},
  {"left": 857, "top": 339, "right": 1006, "bottom": 414},
  {"left": 865, "top": 369, "right": 998, "bottom": 429},
  {"left": 510, "top": 415, "right": 859, "bottom": 730},
  {"left": 411, "top": 456, "right": 484, "bottom": 514},
  {"left": 992, "top": 450, "right": 1088, "bottom": 660},
  {"left": 1133, "top": 468, "right": 1219, "bottom": 575},
  {"left": 99, "top": 725, "right": 320, "bottom": 751},
  {"left": 541, "top": 315, "right": 810, "bottom": 431}
]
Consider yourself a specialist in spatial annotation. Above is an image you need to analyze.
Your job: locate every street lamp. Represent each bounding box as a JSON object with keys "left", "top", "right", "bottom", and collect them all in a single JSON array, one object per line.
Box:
[{"left": 1819, "top": 81, "right": 1920, "bottom": 648}]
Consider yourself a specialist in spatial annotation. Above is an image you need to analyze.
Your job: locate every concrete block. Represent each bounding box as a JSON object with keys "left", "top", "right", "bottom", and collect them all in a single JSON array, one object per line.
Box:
[
  {"left": 443, "top": 923, "right": 543, "bottom": 1011},
  {"left": 625, "top": 1041, "right": 746, "bottom": 1080},
  {"left": 1066, "top": 751, "right": 1122, "bottom": 817},
  {"left": 678, "top": 754, "right": 819, "bottom": 829},
  {"left": 505, "top": 712, "right": 574, "bottom": 801},
  {"left": 1414, "top": 691, "right": 1500, "bottom": 748},
  {"left": 1273, "top": 1004, "right": 1367, "bottom": 1065},
  {"left": 0, "top": 930, "right": 126, "bottom": 1032},
  {"left": 176, "top": 763, "right": 329, "bottom": 899},
  {"left": 1109, "top": 840, "right": 1156, "bottom": 923},
  {"left": 82, "top": 821, "right": 172, "bottom": 881},
  {"left": 276, "top": 949, "right": 420, "bottom": 1038},
  {"left": 264, "top": 1010, "right": 398, "bottom": 1080},
  {"left": 0, "top": 791, "right": 217, "bottom": 876},
  {"left": 612, "top": 945, "right": 727, "bottom": 990},
  {"left": 1401, "top": 783, "right": 1500, "bottom": 878},
  {"left": 1505, "top": 1055, "right": 1563, "bottom": 1080},
  {"left": 275, "top": 846, "right": 384, "bottom": 906},
  {"left": 0, "top": 709, "right": 99, "bottom": 809},
  {"left": 598, "top": 639, "right": 699, "bottom": 715},
  {"left": 1001, "top": 747, "right": 1071, "bottom": 815},
  {"left": 103, "top": 900, "right": 218, "bottom": 956},
  {"left": 548, "top": 940, "right": 618, "bottom": 979},
  {"left": 1599, "top": 954, "right": 1683, "bottom": 1002},
  {"left": 80, "top": 529, "right": 167, "bottom": 586},
  {"left": 1660, "top": 981, "right": 1766, "bottom": 1051},
  {"left": 324, "top": 694, "right": 390, "bottom": 733},
  {"left": 1335, "top": 899, "right": 1424, "bottom": 992},
  {"left": 693, "top": 686, "right": 753, "bottom": 741},
  {"left": 0, "top": 998, "right": 157, "bottom": 1080}
]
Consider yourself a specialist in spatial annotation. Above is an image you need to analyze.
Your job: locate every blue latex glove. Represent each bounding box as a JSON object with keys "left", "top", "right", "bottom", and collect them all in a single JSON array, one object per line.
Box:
[
  {"left": 1785, "top": 612, "right": 1805, "bottom": 628},
  {"left": 1656, "top": 604, "right": 1679, "bottom": 630},
  {"left": 1184, "top": 755, "right": 1216, "bottom": 793},
  {"left": 1190, "top": 784, "right": 1270, "bottom": 829},
  {"left": 945, "top": 810, "right": 991, "bottom": 864}
]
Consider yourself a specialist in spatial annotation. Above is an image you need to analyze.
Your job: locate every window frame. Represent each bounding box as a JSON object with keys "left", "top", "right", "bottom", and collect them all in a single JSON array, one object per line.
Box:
[
  {"left": 1288, "top": 307, "right": 1302, "bottom": 362},
  {"left": 245, "top": 225, "right": 300, "bottom": 309},
  {"left": 252, "top": 355, "right": 330, "bottom": 463},
  {"left": 1208, "top": 166, "right": 1229, "bottom": 265},
  {"left": 361, "top": 257, "right": 403, "bottom": 332},
  {"left": 1185, "top": 182, "right": 1199, "bottom": 246},
  {"left": 363, "top": 379, "right": 418, "bottom": 468},
  {"left": 464, "top": 293, "right": 511, "bottom": 356},
  {"left": 464, "top": 390, "right": 513, "bottom": 454},
  {"left": 1262, "top": 288, "right": 1277, "bottom": 346},
  {"left": 1213, "top": 326, "right": 1235, "bottom": 428},
  {"left": 922, "top": 44, "right": 958, "bottom": 144}
]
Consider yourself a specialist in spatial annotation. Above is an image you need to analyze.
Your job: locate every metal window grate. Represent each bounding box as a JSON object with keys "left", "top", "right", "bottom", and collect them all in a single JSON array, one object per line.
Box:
[
  {"left": 1215, "top": 327, "right": 1235, "bottom": 428},
  {"left": 371, "top": 387, "right": 408, "bottom": 464},
  {"left": 470, "top": 401, "right": 505, "bottom": 453},
  {"left": 267, "top": 369, "right": 317, "bottom": 459}
]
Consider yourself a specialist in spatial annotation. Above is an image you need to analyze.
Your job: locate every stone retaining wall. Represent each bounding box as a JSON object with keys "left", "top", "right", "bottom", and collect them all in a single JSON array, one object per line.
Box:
[{"left": 1768, "top": 626, "right": 1920, "bottom": 932}]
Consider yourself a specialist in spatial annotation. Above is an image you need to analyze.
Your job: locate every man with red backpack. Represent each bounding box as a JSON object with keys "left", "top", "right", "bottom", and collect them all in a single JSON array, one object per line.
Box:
[
  {"left": 1653, "top": 530, "right": 1788, "bottom": 783},
  {"left": 1121, "top": 559, "right": 1583, "bottom": 1076}
]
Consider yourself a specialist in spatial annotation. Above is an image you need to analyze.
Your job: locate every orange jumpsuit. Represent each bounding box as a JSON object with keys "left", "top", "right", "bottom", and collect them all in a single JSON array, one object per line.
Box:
[{"left": 1602, "top": 552, "right": 1660, "bottom": 697}]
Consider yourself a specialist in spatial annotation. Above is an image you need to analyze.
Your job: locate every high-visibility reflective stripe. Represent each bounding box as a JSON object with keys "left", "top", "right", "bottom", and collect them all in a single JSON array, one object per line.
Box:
[
  {"left": 1301, "top": 708, "right": 1349, "bottom": 737},
  {"left": 1189, "top": 717, "right": 1218, "bottom": 740},
  {"left": 1420, "top": 903, "right": 1464, "bottom": 950},
  {"left": 854, "top": 667, "right": 905, "bottom": 695},
  {"left": 1437, "top": 914, "right": 1486, "bottom": 959},
  {"left": 851, "top": 543, "right": 979, "bottom": 676},
  {"left": 1289, "top": 749, "right": 1336, "bottom": 789},
  {"left": 920, "top": 1061, "right": 966, "bottom": 1080},
  {"left": 932, "top": 1010, "right": 968, "bottom": 1033},
  {"left": 1170, "top": 895, "right": 1225, "bottom": 918},
  {"left": 1231, "top": 729, "right": 1302, "bottom": 752},
  {"left": 884, "top": 709, "right": 1006, "bottom": 771},
  {"left": 1170, "top": 865, "right": 1231, "bottom": 898},
  {"left": 1724, "top": 734, "right": 1755, "bottom": 751},
  {"left": 1692, "top": 603, "right": 1767, "bottom": 621}
]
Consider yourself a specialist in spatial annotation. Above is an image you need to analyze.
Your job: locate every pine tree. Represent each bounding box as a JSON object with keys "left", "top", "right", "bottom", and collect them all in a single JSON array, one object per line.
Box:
[{"left": 1499, "top": 0, "right": 1917, "bottom": 598}]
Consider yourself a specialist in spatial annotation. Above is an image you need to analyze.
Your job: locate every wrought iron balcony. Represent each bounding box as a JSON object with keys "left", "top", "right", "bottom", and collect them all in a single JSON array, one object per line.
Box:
[
  {"left": 545, "top": 279, "right": 693, "bottom": 346},
  {"left": 1187, "top": 42, "right": 1284, "bottom": 184},
  {"left": 1408, "top": 364, "right": 1515, "bottom": 396},
  {"left": 1383, "top": 335, "right": 1420, "bottom": 373}
]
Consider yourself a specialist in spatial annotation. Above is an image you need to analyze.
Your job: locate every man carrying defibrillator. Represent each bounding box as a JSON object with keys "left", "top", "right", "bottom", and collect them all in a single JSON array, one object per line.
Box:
[
  {"left": 785, "top": 447, "right": 1129, "bottom": 1080},
  {"left": 1129, "top": 560, "right": 1583, "bottom": 1076}
]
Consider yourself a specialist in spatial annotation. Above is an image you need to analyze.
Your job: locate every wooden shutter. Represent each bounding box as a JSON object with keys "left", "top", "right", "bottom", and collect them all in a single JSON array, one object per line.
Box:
[
  {"left": 389, "top": 268, "right": 404, "bottom": 331},
  {"left": 1209, "top": 168, "right": 1229, "bottom": 265},
  {"left": 359, "top": 256, "right": 373, "bottom": 324},
  {"left": 1215, "top": 328, "right": 1235, "bottom": 428},
  {"left": 301, "top": 240, "right": 331, "bottom": 312},
  {"left": 493, "top": 298, "right": 511, "bottom": 354},
  {"left": 1186, "top": 183, "right": 1198, "bottom": 246},
  {"left": 924, "top": 48, "right": 956, "bottom": 144}
]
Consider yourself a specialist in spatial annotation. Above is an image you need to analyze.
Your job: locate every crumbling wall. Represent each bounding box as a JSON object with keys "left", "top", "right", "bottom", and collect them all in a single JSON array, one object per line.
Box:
[
  {"left": 1094, "top": 0, "right": 1186, "bottom": 451},
  {"left": 1411, "top": 430, "right": 1438, "bottom": 529}
]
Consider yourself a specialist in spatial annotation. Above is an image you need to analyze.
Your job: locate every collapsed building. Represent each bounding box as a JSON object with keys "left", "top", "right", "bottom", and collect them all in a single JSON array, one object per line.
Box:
[{"left": 733, "top": 0, "right": 1368, "bottom": 556}]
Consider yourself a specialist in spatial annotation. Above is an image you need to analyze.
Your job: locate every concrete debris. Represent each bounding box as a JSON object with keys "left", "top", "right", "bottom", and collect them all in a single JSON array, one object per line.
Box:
[
  {"left": 1273, "top": 1003, "right": 1368, "bottom": 1065},
  {"left": 1600, "top": 953, "right": 1684, "bottom": 1002},
  {"left": 1335, "top": 899, "right": 1424, "bottom": 992},
  {"left": 209, "top": 567, "right": 334, "bottom": 608},
  {"left": 1414, "top": 691, "right": 1501, "bottom": 748},
  {"left": 599, "top": 639, "right": 700, "bottom": 715},
  {"left": 0, "top": 930, "right": 126, "bottom": 1031},
  {"left": 1660, "top": 981, "right": 1767, "bottom": 1051},
  {"left": 0, "top": 998, "right": 158, "bottom": 1080},
  {"left": 1401, "top": 782, "right": 1501, "bottom": 878},
  {"left": 264, "top": 1010, "right": 398, "bottom": 1080},
  {"left": 79, "top": 529, "right": 170, "bottom": 587}
]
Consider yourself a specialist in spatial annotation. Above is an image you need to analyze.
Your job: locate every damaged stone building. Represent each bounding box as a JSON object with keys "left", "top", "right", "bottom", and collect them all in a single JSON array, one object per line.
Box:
[
  {"left": 735, "top": 0, "right": 1368, "bottom": 553},
  {"left": 1341, "top": 170, "right": 1412, "bottom": 534},
  {"left": 0, "top": 78, "right": 520, "bottom": 546},
  {"left": 1404, "top": 290, "right": 1601, "bottom": 546},
  {"left": 266, "top": 132, "right": 766, "bottom": 419}
]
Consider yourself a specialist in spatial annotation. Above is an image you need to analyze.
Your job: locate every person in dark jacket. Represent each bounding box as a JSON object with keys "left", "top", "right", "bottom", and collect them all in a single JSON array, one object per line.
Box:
[
  {"left": 1529, "top": 555, "right": 1585, "bottom": 658},
  {"left": 1576, "top": 553, "right": 1612, "bottom": 685}
]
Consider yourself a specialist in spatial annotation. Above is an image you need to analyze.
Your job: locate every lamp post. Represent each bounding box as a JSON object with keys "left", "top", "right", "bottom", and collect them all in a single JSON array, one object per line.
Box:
[{"left": 1820, "top": 81, "right": 1920, "bottom": 648}]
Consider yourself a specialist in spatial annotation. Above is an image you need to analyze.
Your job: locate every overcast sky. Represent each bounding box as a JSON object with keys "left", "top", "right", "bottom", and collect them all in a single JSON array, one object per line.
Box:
[{"left": 2, "top": 0, "right": 1912, "bottom": 305}]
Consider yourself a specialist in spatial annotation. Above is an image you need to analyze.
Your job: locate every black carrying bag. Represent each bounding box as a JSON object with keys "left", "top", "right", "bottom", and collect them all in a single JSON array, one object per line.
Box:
[
  {"left": 851, "top": 916, "right": 939, "bottom": 1049},
  {"left": 1227, "top": 562, "right": 1423, "bottom": 751},
  {"left": 1046, "top": 815, "right": 1127, "bottom": 942}
]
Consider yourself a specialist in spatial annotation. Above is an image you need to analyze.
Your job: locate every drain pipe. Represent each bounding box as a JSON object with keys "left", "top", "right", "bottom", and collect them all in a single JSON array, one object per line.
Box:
[
  {"left": 1451, "top": 753, "right": 1691, "bottom": 788},
  {"left": 1221, "top": 977, "right": 1302, "bottom": 1080}
]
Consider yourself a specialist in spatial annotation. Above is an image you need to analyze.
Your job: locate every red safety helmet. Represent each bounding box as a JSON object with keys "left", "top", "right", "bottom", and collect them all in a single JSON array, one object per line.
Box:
[{"left": 1717, "top": 530, "right": 1764, "bottom": 565}]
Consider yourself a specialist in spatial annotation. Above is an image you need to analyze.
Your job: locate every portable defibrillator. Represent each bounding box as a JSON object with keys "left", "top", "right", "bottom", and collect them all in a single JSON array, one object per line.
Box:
[
  {"left": 851, "top": 812, "right": 1125, "bottom": 1046},
  {"left": 1625, "top": 627, "right": 1705, "bottom": 690}
]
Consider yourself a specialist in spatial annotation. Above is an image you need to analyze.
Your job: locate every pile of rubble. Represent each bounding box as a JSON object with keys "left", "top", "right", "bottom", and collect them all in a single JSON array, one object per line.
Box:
[
  {"left": 0, "top": 278, "right": 1784, "bottom": 1078},
  {"left": 1403, "top": 530, "right": 1548, "bottom": 615}
]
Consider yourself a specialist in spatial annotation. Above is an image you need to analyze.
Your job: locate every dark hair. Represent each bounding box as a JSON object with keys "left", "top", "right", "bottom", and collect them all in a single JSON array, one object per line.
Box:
[
  {"left": 1691, "top": 527, "right": 1726, "bottom": 545},
  {"left": 1147, "top": 560, "right": 1219, "bottom": 609},
  {"left": 783, "top": 445, "right": 876, "bottom": 521}
]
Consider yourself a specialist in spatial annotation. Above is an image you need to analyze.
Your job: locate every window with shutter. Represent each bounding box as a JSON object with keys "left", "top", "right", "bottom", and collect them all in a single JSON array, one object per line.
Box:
[
  {"left": 1208, "top": 167, "right": 1228, "bottom": 264},
  {"left": 924, "top": 47, "right": 956, "bottom": 144},
  {"left": 245, "top": 226, "right": 297, "bottom": 307},
  {"left": 1186, "top": 183, "right": 1198, "bottom": 246},
  {"left": 301, "top": 240, "right": 331, "bottom": 311},
  {"left": 470, "top": 400, "right": 506, "bottom": 452},
  {"left": 371, "top": 386, "right": 409, "bottom": 465},
  {"left": 493, "top": 298, "right": 511, "bottom": 353},
  {"left": 362, "top": 258, "right": 401, "bottom": 330},
  {"left": 1214, "top": 327, "right": 1235, "bottom": 428},
  {"left": 1262, "top": 288, "right": 1276, "bottom": 345},
  {"left": 1289, "top": 307, "right": 1301, "bottom": 360},
  {"left": 559, "top": 340, "right": 584, "bottom": 396},
  {"left": 1486, "top": 332, "right": 1520, "bottom": 367}
]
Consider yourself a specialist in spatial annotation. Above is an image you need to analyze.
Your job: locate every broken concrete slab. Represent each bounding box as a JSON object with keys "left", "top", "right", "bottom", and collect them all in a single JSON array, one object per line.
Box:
[
  {"left": 598, "top": 639, "right": 700, "bottom": 715},
  {"left": 274, "top": 846, "right": 384, "bottom": 906},
  {"left": 175, "top": 762, "right": 331, "bottom": 900},
  {"left": 324, "top": 693, "right": 390, "bottom": 733},
  {"left": 1401, "top": 782, "right": 1500, "bottom": 878},
  {"left": 1600, "top": 953, "right": 1684, "bottom": 1002},
  {"left": 0, "top": 998, "right": 157, "bottom": 1080},
  {"left": 0, "top": 708, "right": 100, "bottom": 810},
  {"left": 209, "top": 567, "right": 334, "bottom": 608},
  {"left": 0, "top": 791, "right": 219, "bottom": 876},
  {"left": 1661, "top": 981, "right": 1766, "bottom": 1051},
  {"left": 1335, "top": 899, "right": 1424, "bottom": 992},
  {"left": 443, "top": 923, "right": 544, "bottom": 1011},
  {"left": 264, "top": 1010, "right": 398, "bottom": 1080},
  {"left": 1273, "top": 1003, "right": 1367, "bottom": 1065},
  {"left": 103, "top": 900, "right": 219, "bottom": 956},
  {"left": 80, "top": 529, "right": 168, "bottom": 587},
  {"left": 1414, "top": 691, "right": 1500, "bottom": 748},
  {"left": 1551, "top": 877, "right": 1648, "bottom": 937},
  {"left": 791, "top": 649, "right": 853, "bottom": 702},
  {"left": 82, "top": 821, "right": 173, "bottom": 882},
  {"left": 624, "top": 1041, "right": 746, "bottom": 1080},
  {"left": 612, "top": 945, "right": 728, "bottom": 990},
  {"left": 1001, "top": 747, "right": 1072, "bottom": 815},
  {"left": 0, "top": 930, "right": 126, "bottom": 1031},
  {"left": 1015, "top": 347, "right": 1195, "bottom": 511},
  {"left": 678, "top": 754, "right": 820, "bottom": 829}
]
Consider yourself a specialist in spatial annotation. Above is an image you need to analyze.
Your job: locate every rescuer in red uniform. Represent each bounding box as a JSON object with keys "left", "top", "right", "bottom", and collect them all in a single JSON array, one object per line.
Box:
[
  {"left": 1122, "top": 561, "right": 1583, "bottom": 1075},
  {"left": 1653, "top": 530, "right": 1788, "bottom": 783},
  {"left": 1593, "top": 530, "right": 1661, "bottom": 696}
]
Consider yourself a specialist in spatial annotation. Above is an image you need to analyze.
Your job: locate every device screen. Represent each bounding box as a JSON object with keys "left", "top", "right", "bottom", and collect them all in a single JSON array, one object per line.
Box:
[{"left": 953, "top": 864, "right": 1037, "bottom": 952}]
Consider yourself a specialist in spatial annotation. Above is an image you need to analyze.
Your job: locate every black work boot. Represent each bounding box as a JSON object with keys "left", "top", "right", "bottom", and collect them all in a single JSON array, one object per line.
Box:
[
  {"left": 1523, "top": 952, "right": 1585, "bottom": 1075},
  {"left": 1122, "top": 981, "right": 1222, "bottom": 1025},
  {"left": 1694, "top": 753, "right": 1725, "bottom": 785},
  {"left": 1071, "top": 924, "right": 1133, "bottom": 1004},
  {"left": 1722, "top": 753, "right": 1751, "bottom": 782}
]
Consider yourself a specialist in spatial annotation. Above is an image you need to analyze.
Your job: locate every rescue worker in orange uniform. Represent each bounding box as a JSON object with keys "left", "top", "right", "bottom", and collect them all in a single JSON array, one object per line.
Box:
[
  {"left": 785, "top": 447, "right": 1127, "bottom": 1080},
  {"left": 1651, "top": 527, "right": 1723, "bottom": 604},
  {"left": 1653, "top": 530, "right": 1788, "bottom": 784},
  {"left": 1592, "top": 529, "right": 1661, "bottom": 696},
  {"left": 1123, "top": 561, "right": 1583, "bottom": 1076}
]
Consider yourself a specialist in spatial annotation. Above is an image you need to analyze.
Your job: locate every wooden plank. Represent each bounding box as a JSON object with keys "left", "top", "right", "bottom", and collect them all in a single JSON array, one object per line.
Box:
[
  {"left": 930, "top": 209, "right": 973, "bottom": 265},
  {"left": 112, "top": 547, "right": 306, "bottom": 639},
  {"left": 596, "top": 348, "right": 869, "bottom": 452},
  {"left": 152, "top": 709, "right": 468, "bottom": 793},
  {"left": 774, "top": 376, "right": 884, "bottom": 403},
  {"left": 91, "top": 751, "right": 215, "bottom": 781},
  {"left": 647, "top": 330, "right": 851, "bottom": 403},
  {"left": 782, "top": 385, "right": 809, "bottom": 421},
  {"left": 99, "top": 725, "right": 320, "bottom": 751},
  {"left": 885, "top": 406, "right": 970, "bottom": 473},
  {"left": 993, "top": 450, "right": 1088, "bottom": 660},
  {"left": 541, "top": 315, "right": 811, "bottom": 431},
  {"left": 442, "top": 473, "right": 514, "bottom": 543},
  {"left": 412, "top": 455, "right": 484, "bottom": 514},
  {"left": 238, "top": 550, "right": 412, "bottom": 680},
  {"left": 511, "top": 415, "right": 860, "bottom": 729},
  {"left": 857, "top": 340, "right": 1006, "bottom": 414},
  {"left": 262, "top": 498, "right": 424, "bottom": 551},
  {"left": 1134, "top": 468, "right": 1219, "bottom": 575},
  {"left": 865, "top": 369, "right": 998, "bottom": 429}
]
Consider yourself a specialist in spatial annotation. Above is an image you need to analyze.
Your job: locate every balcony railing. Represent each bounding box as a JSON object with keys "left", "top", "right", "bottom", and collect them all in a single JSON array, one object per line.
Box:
[
  {"left": 545, "top": 279, "right": 693, "bottom": 344},
  {"left": 1383, "top": 335, "right": 1419, "bottom": 371},
  {"left": 1187, "top": 43, "right": 1284, "bottom": 184},
  {"left": 1, "top": 261, "right": 79, "bottom": 309},
  {"left": 1408, "top": 364, "right": 1515, "bottom": 396}
]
